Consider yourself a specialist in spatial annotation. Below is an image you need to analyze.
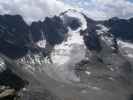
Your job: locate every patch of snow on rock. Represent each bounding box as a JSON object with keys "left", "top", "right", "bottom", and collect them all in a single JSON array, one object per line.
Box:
[
  {"left": 0, "top": 57, "right": 6, "bottom": 72},
  {"left": 36, "top": 40, "right": 46, "bottom": 48},
  {"left": 96, "top": 24, "right": 109, "bottom": 35},
  {"left": 118, "top": 40, "right": 133, "bottom": 49}
]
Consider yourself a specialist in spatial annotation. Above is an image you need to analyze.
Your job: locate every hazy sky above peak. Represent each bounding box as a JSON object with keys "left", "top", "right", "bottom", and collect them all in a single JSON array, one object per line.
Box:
[
  {"left": 63, "top": 0, "right": 133, "bottom": 19},
  {"left": 0, "top": 0, "right": 133, "bottom": 23}
]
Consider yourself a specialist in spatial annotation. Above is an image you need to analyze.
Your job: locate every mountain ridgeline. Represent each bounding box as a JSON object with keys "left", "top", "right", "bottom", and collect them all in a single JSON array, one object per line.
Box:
[{"left": 0, "top": 11, "right": 133, "bottom": 59}]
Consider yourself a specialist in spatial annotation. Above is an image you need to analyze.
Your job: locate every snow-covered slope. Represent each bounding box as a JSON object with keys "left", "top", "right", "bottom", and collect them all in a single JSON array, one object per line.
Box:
[
  {"left": 118, "top": 40, "right": 133, "bottom": 67},
  {"left": 43, "top": 11, "right": 88, "bottom": 83}
]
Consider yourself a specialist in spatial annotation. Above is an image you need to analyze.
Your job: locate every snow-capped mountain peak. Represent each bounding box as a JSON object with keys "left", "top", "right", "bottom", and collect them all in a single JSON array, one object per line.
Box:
[{"left": 60, "top": 10, "right": 87, "bottom": 31}]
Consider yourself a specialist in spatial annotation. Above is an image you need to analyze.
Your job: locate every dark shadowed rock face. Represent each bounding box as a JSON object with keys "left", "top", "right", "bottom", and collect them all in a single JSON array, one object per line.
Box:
[
  {"left": 0, "top": 14, "right": 69, "bottom": 59},
  {"left": 104, "top": 17, "right": 133, "bottom": 42},
  {"left": 129, "top": 94, "right": 133, "bottom": 100},
  {"left": 67, "top": 18, "right": 81, "bottom": 30},
  {"left": 0, "top": 68, "right": 27, "bottom": 90},
  {"left": 83, "top": 27, "right": 102, "bottom": 52},
  {"left": 0, "top": 41, "right": 28, "bottom": 59},
  {"left": 30, "top": 21, "right": 43, "bottom": 42},
  {"left": 43, "top": 16, "right": 68, "bottom": 45},
  {"left": 0, "top": 15, "right": 29, "bottom": 45},
  {"left": 82, "top": 15, "right": 102, "bottom": 51},
  {"left": 0, "top": 15, "right": 30, "bottom": 59}
]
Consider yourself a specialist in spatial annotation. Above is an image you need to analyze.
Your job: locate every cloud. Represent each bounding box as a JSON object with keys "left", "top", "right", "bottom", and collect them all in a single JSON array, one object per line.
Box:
[
  {"left": 0, "top": 0, "right": 133, "bottom": 23},
  {"left": 72, "top": 0, "right": 133, "bottom": 20},
  {"left": 0, "top": 0, "right": 72, "bottom": 24}
]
